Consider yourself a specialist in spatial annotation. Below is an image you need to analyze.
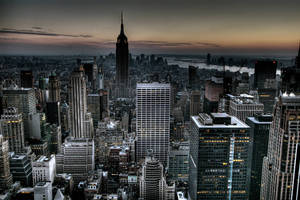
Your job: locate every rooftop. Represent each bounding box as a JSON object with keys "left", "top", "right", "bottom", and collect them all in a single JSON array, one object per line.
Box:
[
  {"left": 137, "top": 82, "right": 170, "bottom": 88},
  {"left": 192, "top": 113, "right": 249, "bottom": 129}
]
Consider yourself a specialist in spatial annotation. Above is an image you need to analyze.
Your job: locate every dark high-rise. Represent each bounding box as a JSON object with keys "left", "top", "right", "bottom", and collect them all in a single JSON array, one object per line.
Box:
[
  {"left": 20, "top": 70, "right": 34, "bottom": 88},
  {"left": 296, "top": 43, "right": 300, "bottom": 68},
  {"left": 254, "top": 60, "right": 277, "bottom": 113},
  {"left": 48, "top": 73, "right": 60, "bottom": 103},
  {"left": 189, "top": 113, "right": 250, "bottom": 200},
  {"left": 281, "top": 45, "right": 300, "bottom": 94},
  {"left": 246, "top": 114, "right": 272, "bottom": 200},
  {"left": 116, "top": 13, "right": 129, "bottom": 87}
]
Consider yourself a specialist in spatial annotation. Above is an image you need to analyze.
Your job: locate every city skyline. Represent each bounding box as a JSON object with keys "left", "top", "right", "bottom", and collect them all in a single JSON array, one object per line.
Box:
[{"left": 0, "top": 0, "right": 299, "bottom": 55}]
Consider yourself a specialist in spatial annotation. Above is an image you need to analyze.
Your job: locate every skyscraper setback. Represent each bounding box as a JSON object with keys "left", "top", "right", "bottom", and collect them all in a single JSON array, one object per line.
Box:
[
  {"left": 68, "top": 61, "right": 93, "bottom": 138},
  {"left": 0, "top": 107, "right": 25, "bottom": 153},
  {"left": 260, "top": 93, "right": 300, "bottom": 200},
  {"left": 136, "top": 82, "right": 170, "bottom": 166},
  {"left": 48, "top": 73, "right": 60, "bottom": 102},
  {"left": 116, "top": 12, "right": 129, "bottom": 87}
]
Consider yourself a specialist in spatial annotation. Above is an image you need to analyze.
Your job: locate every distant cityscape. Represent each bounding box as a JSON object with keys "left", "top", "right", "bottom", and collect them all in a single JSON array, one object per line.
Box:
[{"left": 0, "top": 9, "right": 300, "bottom": 200}]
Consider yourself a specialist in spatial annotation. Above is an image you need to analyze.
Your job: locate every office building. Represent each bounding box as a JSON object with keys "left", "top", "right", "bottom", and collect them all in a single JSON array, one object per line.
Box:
[
  {"left": 229, "top": 94, "right": 264, "bottom": 122},
  {"left": 34, "top": 182, "right": 52, "bottom": 200},
  {"left": 291, "top": 144, "right": 300, "bottom": 200},
  {"left": 189, "top": 113, "right": 250, "bottom": 200},
  {"left": 20, "top": 70, "right": 34, "bottom": 88},
  {"left": 0, "top": 107, "right": 25, "bottom": 153},
  {"left": 254, "top": 60, "right": 277, "bottom": 113},
  {"left": 87, "top": 90, "right": 109, "bottom": 124},
  {"left": 116, "top": 12, "right": 129, "bottom": 87},
  {"left": 56, "top": 137, "right": 94, "bottom": 184},
  {"left": 9, "top": 153, "right": 32, "bottom": 186},
  {"left": 188, "top": 65, "right": 198, "bottom": 88},
  {"left": 281, "top": 46, "right": 300, "bottom": 95},
  {"left": 246, "top": 114, "right": 272, "bottom": 200},
  {"left": 98, "top": 66, "right": 104, "bottom": 90},
  {"left": 32, "top": 155, "right": 56, "bottom": 185},
  {"left": 68, "top": 63, "right": 93, "bottom": 138},
  {"left": 46, "top": 101, "right": 61, "bottom": 125},
  {"left": 261, "top": 93, "right": 300, "bottom": 200},
  {"left": 48, "top": 73, "right": 60, "bottom": 102},
  {"left": 28, "top": 112, "right": 41, "bottom": 139},
  {"left": 168, "top": 142, "right": 189, "bottom": 182},
  {"left": 48, "top": 124, "right": 62, "bottom": 154},
  {"left": 204, "top": 75, "right": 224, "bottom": 113},
  {"left": 60, "top": 102, "right": 71, "bottom": 134},
  {"left": 136, "top": 82, "right": 170, "bottom": 166},
  {"left": 0, "top": 135, "right": 13, "bottom": 191},
  {"left": 2, "top": 86, "right": 36, "bottom": 139},
  {"left": 190, "top": 90, "right": 203, "bottom": 116}
]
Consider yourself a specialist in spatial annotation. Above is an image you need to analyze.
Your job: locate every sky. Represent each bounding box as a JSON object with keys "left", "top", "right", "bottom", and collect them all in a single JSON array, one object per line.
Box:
[{"left": 0, "top": 0, "right": 299, "bottom": 56}]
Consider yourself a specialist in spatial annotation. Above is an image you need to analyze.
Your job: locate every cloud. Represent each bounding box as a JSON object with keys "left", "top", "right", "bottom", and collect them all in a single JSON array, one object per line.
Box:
[
  {"left": 129, "top": 40, "right": 221, "bottom": 48},
  {"left": 31, "top": 26, "right": 43, "bottom": 30},
  {"left": 195, "top": 42, "right": 222, "bottom": 48},
  {"left": 0, "top": 27, "right": 93, "bottom": 38}
]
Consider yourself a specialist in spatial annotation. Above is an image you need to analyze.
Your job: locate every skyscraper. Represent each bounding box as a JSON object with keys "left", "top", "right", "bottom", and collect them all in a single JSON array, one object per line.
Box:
[
  {"left": 281, "top": 46, "right": 300, "bottom": 95},
  {"left": 34, "top": 182, "right": 52, "bottom": 200},
  {"left": 98, "top": 66, "right": 104, "bottom": 90},
  {"left": 229, "top": 94, "right": 264, "bottom": 122},
  {"left": 2, "top": 86, "right": 37, "bottom": 139},
  {"left": 0, "top": 107, "right": 25, "bottom": 153},
  {"left": 0, "top": 134, "right": 13, "bottom": 191},
  {"left": 189, "top": 113, "right": 250, "bottom": 200},
  {"left": 254, "top": 60, "right": 277, "bottom": 113},
  {"left": 116, "top": 12, "right": 129, "bottom": 87},
  {"left": 190, "top": 90, "right": 203, "bottom": 116},
  {"left": 9, "top": 153, "right": 32, "bottom": 187},
  {"left": 68, "top": 61, "right": 93, "bottom": 138},
  {"left": 204, "top": 75, "right": 224, "bottom": 113},
  {"left": 246, "top": 114, "right": 272, "bottom": 200},
  {"left": 56, "top": 137, "right": 95, "bottom": 184},
  {"left": 296, "top": 43, "right": 300, "bottom": 68},
  {"left": 139, "top": 150, "right": 175, "bottom": 200},
  {"left": 32, "top": 155, "right": 56, "bottom": 185},
  {"left": 20, "top": 70, "right": 34, "bottom": 88},
  {"left": 261, "top": 93, "right": 300, "bottom": 200},
  {"left": 136, "top": 82, "right": 170, "bottom": 166},
  {"left": 48, "top": 73, "right": 60, "bottom": 102}
]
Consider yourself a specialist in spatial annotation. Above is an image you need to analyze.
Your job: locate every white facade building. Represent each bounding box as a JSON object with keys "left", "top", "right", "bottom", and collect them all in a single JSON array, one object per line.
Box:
[
  {"left": 136, "top": 82, "right": 170, "bottom": 166},
  {"left": 32, "top": 155, "right": 56, "bottom": 185}
]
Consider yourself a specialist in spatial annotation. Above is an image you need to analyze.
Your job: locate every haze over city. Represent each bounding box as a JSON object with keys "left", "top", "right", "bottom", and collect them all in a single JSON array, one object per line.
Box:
[{"left": 0, "top": 0, "right": 299, "bottom": 55}]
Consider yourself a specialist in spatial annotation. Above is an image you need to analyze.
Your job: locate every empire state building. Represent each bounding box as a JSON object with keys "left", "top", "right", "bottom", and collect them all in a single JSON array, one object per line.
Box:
[{"left": 116, "top": 12, "right": 129, "bottom": 87}]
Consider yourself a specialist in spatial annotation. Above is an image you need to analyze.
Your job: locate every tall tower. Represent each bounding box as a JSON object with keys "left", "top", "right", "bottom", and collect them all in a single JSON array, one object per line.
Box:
[
  {"left": 0, "top": 107, "right": 25, "bottom": 153},
  {"left": 296, "top": 42, "right": 300, "bottom": 68},
  {"left": 20, "top": 70, "right": 34, "bottom": 88},
  {"left": 48, "top": 73, "right": 60, "bottom": 102},
  {"left": 136, "top": 83, "right": 170, "bottom": 166},
  {"left": 139, "top": 150, "right": 165, "bottom": 200},
  {"left": 260, "top": 93, "right": 300, "bottom": 200},
  {"left": 68, "top": 60, "right": 93, "bottom": 138},
  {"left": 188, "top": 113, "right": 250, "bottom": 200},
  {"left": 116, "top": 12, "right": 129, "bottom": 87},
  {"left": 2, "top": 86, "right": 37, "bottom": 139},
  {"left": 0, "top": 134, "right": 13, "bottom": 191},
  {"left": 92, "top": 56, "right": 98, "bottom": 92}
]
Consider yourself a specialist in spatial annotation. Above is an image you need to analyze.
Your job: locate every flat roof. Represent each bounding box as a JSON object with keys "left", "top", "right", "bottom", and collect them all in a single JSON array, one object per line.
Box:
[
  {"left": 137, "top": 82, "right": 170, "bottom": 88},
  {"left": 247, "top": 116, "right": 272, "bottom": 125},
  {"left": 192, "top": 115, "right": 249, "bottom": 129}
]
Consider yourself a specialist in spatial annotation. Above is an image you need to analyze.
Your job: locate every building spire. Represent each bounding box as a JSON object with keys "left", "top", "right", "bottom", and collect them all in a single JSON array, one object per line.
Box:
[
  {"left": 298, "top": 40, "right": 300, "bottom": 56},
  {"left": 120, "top": 11, "right": 124, "bottom": 34}
]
